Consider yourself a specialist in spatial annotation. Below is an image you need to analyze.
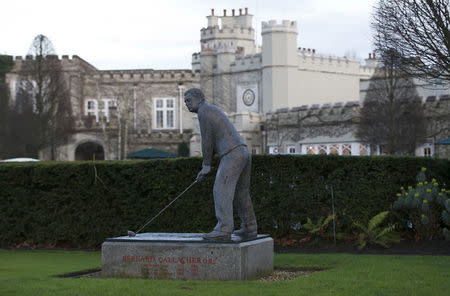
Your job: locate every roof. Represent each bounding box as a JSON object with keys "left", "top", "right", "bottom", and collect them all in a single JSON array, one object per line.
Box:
[
  {"left": 127, "top": 148, "right": 176, "bottom": 159},
  {"left": 435, "top": 138, "right": 450, "bottom": 145}
]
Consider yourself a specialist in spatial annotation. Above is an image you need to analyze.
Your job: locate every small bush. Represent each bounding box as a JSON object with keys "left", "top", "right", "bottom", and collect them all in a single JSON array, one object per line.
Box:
[{"left": 393, "top": 167, "right": 450, "bottom": 240}]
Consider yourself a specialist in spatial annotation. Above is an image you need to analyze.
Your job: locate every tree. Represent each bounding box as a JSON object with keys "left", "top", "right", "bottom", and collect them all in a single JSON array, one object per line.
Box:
[
  {"left": 372, "top": 0, "right": 450, "bottom": 82},
  {"left": 98, "top": 84, "right": 141, "bottom": 160},
  {"left": 357, "top": 50, "right": 426, "bottom": 155},
  {"left": 0, "top": 55, "right": 14, "bottom": 158},
  {"left": 16, "top": 35, "right": 74, "bottom": 160}
]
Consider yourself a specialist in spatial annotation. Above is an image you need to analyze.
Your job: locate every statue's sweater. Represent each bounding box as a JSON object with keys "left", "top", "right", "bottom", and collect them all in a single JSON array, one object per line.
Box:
[{"left": 197, "top": 103, "right": 246, "bottom": 167}]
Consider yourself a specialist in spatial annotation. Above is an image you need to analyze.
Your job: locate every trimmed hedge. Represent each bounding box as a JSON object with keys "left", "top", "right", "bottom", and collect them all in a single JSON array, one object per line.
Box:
[{"left": 1, "top": 155, "right": 449, "bottom": 248}]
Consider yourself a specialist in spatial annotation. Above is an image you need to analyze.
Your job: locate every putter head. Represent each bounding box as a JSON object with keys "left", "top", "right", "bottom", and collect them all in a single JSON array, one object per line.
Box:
[{"left": 127, "top": 230, "right": 136, "bottom": 237}]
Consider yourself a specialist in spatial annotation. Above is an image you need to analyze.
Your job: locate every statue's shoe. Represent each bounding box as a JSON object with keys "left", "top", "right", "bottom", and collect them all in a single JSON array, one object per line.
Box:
[
  {"left": 232, "top": 228, "right": 257, "bottom": 239},
  {"left": 203, "top": 230, "right": 231, "bottom": 242}
]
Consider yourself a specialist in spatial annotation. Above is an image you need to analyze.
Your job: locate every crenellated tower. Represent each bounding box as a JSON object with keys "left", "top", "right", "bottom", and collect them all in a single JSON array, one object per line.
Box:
[
  {"left": 194, "top": 8, "right": 256, "bottom": 111},
  {"left": 261, "top": 20, "right": 298, "bottom": 113},
  {"left": 201, "top": 8, "right": 255, "bottom": 56}
]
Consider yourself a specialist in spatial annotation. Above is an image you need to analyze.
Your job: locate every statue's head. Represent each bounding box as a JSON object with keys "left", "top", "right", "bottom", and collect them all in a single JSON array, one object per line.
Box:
[{"left": 184, "top": 88, "right": 205, "bottom": 113}]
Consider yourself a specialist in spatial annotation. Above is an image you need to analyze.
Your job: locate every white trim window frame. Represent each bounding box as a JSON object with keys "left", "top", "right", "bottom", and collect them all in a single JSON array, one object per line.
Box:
[
  {"left": 286, "top": 145, "right": 296, "bottom": 154},
  {"left": 85, "top": 99, "right": 99, "bottom": 121},
  {"left": 153, "top": 97, "right": 176, "bottom": 129}
]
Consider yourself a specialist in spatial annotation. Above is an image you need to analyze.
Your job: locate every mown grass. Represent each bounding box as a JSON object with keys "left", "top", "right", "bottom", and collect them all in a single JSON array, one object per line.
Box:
[{"left": 0, "top": 249, "right": 449, "bottom": 296}]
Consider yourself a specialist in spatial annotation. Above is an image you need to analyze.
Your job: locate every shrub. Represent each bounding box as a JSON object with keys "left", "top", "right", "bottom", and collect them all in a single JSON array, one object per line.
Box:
[
  {"left": 393, "top": 167, "right": 450, "bottom": 240},
  {"left": 0, "top": 155, "right": 449, "bottom": 248}
]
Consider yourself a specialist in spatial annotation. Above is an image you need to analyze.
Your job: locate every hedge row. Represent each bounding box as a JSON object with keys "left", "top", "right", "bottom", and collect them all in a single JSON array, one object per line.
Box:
[{"left": 1, "top": 155, "right": 449, "bottom": 248}]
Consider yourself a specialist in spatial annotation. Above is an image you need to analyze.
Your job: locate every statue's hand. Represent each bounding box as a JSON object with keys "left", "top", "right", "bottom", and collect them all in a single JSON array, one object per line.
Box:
[{"left": 197, "top": 165, "right": 212, "bottom": 182}]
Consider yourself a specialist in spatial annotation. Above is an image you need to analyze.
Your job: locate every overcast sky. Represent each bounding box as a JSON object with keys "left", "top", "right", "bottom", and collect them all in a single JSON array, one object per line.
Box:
[{"left": 2, "top": 0, "right": 377, "bottom": 70}]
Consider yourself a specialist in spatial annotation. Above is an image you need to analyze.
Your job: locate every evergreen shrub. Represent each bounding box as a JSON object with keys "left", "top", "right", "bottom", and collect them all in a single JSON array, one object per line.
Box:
[{"left": 0, "top": 155, "right": 449, "bottom": 248}]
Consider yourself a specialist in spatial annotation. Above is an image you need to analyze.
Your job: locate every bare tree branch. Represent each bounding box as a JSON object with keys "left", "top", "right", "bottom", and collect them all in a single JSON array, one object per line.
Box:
[
  {"left": 357, "top": 50, "right": 426, "bottom": 155},
  {"left": 373, "top": 0, "right": 450, "bottom": 82}
]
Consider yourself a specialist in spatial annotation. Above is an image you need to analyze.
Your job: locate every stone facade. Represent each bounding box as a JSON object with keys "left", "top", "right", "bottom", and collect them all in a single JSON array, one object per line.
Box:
[
  {"left": 266, "top": 96, "right": 450, "bottom": 157},
  {"left": 6, "top": 56, "right": 200, "bottom": 160},
  {"left": 4, "top": 8, "right": 450, "bottom": 159}
]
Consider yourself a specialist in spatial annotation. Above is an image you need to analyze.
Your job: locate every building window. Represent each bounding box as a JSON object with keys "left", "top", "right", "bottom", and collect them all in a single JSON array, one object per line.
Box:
[
  {"left": 424, "top": 147, "right": 432, "bottom": 157},
  {"left": 329, "top": 144, "right": 339, "bottom": 155},
  {"left": 85, "top": 99, "right": 98, "bottom": 119},
  {"left": 269, "top": 146, "right": 279, "bottom": 154},
  {"left": 154, "top": 98, "right": 176, "bottom": 129},
  {"left": 307, "top": 145, "right": 316, "bottom": 155},
  {"left": 85, "top": 99, "right": 113, "bottom": 122},
  {"left": 287, "top": 146, "right": 296, "bottom": 154},
  {"left": 318, "top": 145, "right": 327, "bottom": 155},
  {"left": 359, "top": 144, "right": 368, "bottom": 156},
  {"left": 342, "top": 144, "right": 352, "bottom": 155}
]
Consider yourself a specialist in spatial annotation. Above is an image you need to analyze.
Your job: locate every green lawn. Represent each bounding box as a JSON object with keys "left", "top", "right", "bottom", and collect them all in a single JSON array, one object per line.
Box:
[{"left": 0, "top": 249, "right": 449, "bottom": 296}]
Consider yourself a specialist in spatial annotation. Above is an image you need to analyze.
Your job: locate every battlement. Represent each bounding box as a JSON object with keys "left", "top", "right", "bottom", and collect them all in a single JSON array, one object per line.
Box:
[
  {"left": 230, "top": 53, "right": 262, "bottom": 71},
  {"left": 206, "top": 8, "right": 253, "bottom": 28},
  {"left": 268, "top": 101, "right": 360, "bottom": 115},
  {"left": 14, "top": 54, "right": 85, "bottom": 62},
  {"left": 297, "top": 51, "right": 363, "bottom": 75},
  {"left": 262, "top": 20, "right": 297, "bottom": 34},
  {"left": 268, "top": 93, "right": 450, "bottom": 117},
  {"left": 12, "top": 54, "right": 97, "bottom": 72},
  {"left": 298, "top": 48, "right": 317, "bottom": 55},
  {"left": 86, "top": 69, "right": 199, "bottom": 82},
  {"left": 298, "top": 51, "right": 358, "bottom": 63},
  {"left": 267, "top": 93, "right": 450, "bottom": 118},
  {"left": 265, "top": 101, "right": 360, "bottom": 126}
]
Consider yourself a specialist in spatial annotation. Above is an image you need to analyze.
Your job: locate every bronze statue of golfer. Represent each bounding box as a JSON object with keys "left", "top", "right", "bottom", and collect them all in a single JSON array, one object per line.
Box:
[{"left": 184, "top": 88, "right": 257, "bottom": 241}]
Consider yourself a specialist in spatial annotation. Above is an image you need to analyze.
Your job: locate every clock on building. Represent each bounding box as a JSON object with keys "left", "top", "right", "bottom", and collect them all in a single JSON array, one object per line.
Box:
[{"left": 242, "top": 89, "right": 255, "bottom": 106}]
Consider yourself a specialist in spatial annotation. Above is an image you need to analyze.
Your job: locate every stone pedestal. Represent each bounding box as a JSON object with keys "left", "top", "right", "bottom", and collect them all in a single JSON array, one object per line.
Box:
[{"left": 101, "top": 233, "right": 273, "bottom": 280}]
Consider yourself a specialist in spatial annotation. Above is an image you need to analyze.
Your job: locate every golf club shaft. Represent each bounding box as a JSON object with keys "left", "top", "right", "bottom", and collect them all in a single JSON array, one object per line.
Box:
[{"left": 134, "top": 179, "right": 198, "bottom": 234}]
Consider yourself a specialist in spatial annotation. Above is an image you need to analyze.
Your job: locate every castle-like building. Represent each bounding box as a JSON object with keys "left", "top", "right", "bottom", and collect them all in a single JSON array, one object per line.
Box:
[{"left": 5, "top": 9, "right": 450, "bottom": 160}]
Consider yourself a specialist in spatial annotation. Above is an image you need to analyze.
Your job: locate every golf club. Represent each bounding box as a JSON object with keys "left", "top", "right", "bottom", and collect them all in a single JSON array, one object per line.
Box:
[{"left": 127, "top": 179, "right": 198, "bottom": 237}]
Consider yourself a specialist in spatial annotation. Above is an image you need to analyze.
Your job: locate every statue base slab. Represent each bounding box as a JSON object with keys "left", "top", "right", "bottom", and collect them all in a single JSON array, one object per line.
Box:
[{"left": 101, "top": 233, "right": 273, "bottom": 280}]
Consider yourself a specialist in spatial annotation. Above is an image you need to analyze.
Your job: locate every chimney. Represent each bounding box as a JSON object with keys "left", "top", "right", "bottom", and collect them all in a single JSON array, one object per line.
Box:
[
  {"left": 239, "top": 8, "right": 242, "bottom": 15},
  {"left": 223, "top": 9, "right": 226, "bottom": 16},
  {"left": 211, "top": 8, "right": 214, "bottom": 16},
  {"left": 232, "top": 9, "right": 235, "bottom": 16},
  {"left": 245, "top": 7, "right": 248, "bottom": 14}
]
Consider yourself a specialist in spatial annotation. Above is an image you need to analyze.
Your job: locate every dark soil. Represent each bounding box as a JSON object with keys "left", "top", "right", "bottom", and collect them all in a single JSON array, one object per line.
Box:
[
  {"left": 54, "top": 268, "right": 101, "bottom": 278},
  {"left": 275, "top": 240, "right": 450, "bottom": 255}
]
